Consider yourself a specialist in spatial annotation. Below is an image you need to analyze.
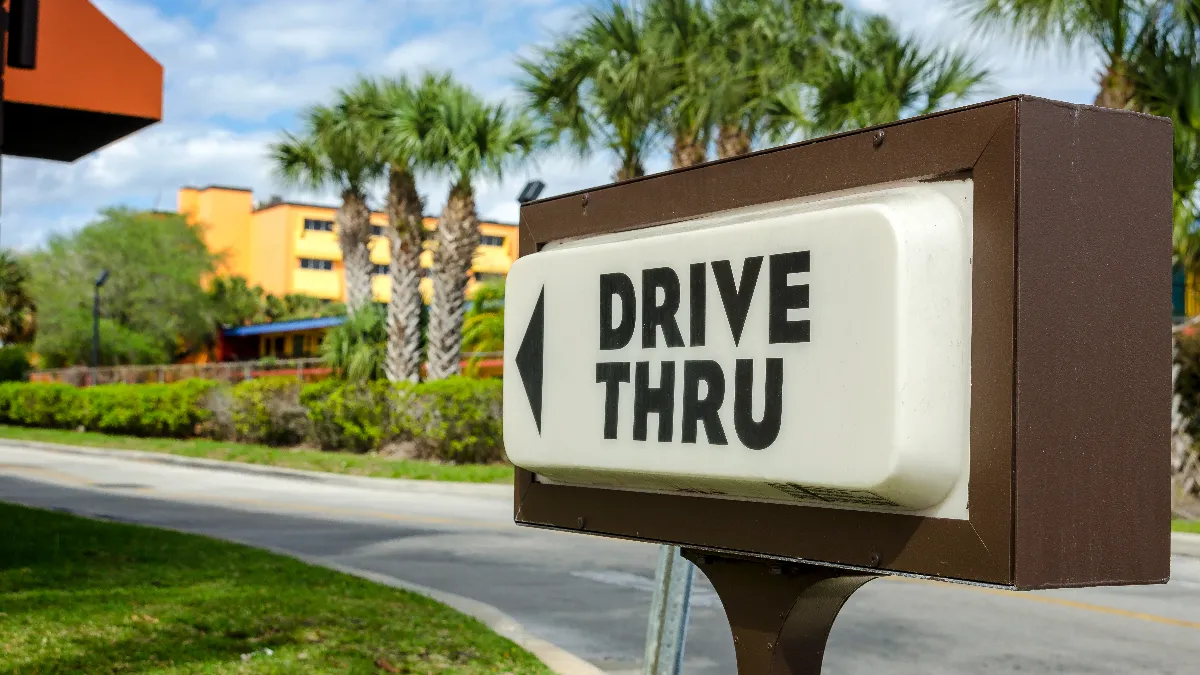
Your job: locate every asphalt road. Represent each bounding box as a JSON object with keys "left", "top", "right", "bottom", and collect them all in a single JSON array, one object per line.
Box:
[{"left": 1, "top": 442, "right": 1199, "bottom": 674}]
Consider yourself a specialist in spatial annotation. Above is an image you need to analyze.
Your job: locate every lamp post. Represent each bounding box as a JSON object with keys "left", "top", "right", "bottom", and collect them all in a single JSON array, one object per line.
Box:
[
  {"left": 92, "top": 269, "right": 109, "bottom": 384},
  {"left": 517, "top": 180, "right": 545, "bottom": 204}
]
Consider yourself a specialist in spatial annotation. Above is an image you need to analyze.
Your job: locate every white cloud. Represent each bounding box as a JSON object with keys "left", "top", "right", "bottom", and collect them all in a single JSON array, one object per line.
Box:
[
  {"left": 846, "top": 0, "right": 1101, "bottom": 104},
  {"left": 382, "top": 26, "right": 496, "bottom": 74}
]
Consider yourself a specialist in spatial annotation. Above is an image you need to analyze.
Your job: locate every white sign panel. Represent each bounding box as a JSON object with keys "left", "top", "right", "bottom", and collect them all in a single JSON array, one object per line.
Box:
[{"left": 504, "top": 182, "right": 973, "bottom": 517}]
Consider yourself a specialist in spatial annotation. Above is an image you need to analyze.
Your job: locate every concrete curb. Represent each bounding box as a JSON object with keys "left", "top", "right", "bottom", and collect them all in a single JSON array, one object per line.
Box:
[
  {"left": 0, "top": 439, "right": 511, "bottom": 499},
  {"left": 1174, "top": 532, "right": 1200, "bottom": 558}
]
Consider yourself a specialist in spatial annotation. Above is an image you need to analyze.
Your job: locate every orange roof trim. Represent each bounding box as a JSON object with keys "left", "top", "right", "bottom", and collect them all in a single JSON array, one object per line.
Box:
[{"left": 3, "top": 0, "right": 164, "bottom": 161}]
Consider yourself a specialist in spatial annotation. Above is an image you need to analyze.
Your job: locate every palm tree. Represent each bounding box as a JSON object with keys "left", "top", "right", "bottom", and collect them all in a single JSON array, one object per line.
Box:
[
  {"left": 270, "top": 100, "right": 381, "bottom": 313},
  {"left": 520, "top": 1, "right": 671, "bottom": 180},
  {"left": 425, "top": 84, "right": 538, "bottom": 380},
  {"left": 1127, "top": 17, "right": 1200, "bottom": 508},
  {"left": 645, "top": 0, "right": 714, "bottom": 168},
  {"left": 805, "top": 15, "right": 990, "bottom": 134},
  {"left": 462, "top": 280, "right": 505, "bottom": 374},
  {"left": 1127, "top": 18, "right": 1200, "bottom": 263},
  {"left": 0, "top": 251, "right": 34, "bottom": 344},
  {"left": 954, "top": 0, "right": 1169, "bottom": 109},
  {"left": 704, "top": 0, "right": 845, "bottom": 158},
  {"left": 321, "top": 304, "right": 387, "bottom": 382},
  {"left": 348, "top": 74, "right": 454, "bottom": 382}
]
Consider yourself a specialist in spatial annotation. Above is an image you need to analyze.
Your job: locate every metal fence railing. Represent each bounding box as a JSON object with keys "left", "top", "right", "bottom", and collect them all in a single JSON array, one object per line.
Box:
[
  {"left": 30, "top": 358, "right": 331, "bottom": 387},
  {"left": 30, "top": 352, "right": 506, "bottom": 387}
]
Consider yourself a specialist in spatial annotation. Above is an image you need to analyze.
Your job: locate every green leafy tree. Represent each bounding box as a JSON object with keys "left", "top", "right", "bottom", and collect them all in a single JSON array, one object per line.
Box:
[
  {"left": 1127, "top": 16, "right": 1200, "bottom": 268},
  {"left": 321, "top": 304, "right": 387, "bottom": 382},
  {"left": 0, "top": 345, "right": 31, "bottom": 382},
  {"left": 520, "top": 1, "right": 671, "bottom": 179},
  {"left": 271, "top": 100, "right": 382, "bottom": 313},
  {"left": 209, "top": 276, "right": 267, "bottom": 327},
  {"left": 645, "top": 0, "right": 715, "bottom": 167},
  {"left": 267, "top": 294, "right": 347, "bottom": 322},
  {"left": 955, "top": 0, "right": 1153, "bottom": 109},
  {"left": 0, "top": 250, "right": 35, "bottom": 344},
  {"left": 805, "top": 14, "right": 990, "bottom": 134},
  {"left": 426, "top": 82, "right": 538, "bottom": 380},
  {"left": 705, "top": 0, "right": 846, "bottom": 157},
  {"left": 28, "top": 209, "right": 218, "bottom": 367}
]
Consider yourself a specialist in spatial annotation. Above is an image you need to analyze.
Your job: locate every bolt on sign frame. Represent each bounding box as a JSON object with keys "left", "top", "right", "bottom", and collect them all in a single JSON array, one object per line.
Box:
[{"left": 512, "top": 96, "right": 1172, "bottom": 595}]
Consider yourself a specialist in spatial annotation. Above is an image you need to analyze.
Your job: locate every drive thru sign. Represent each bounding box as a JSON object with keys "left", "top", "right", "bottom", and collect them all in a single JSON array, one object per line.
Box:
[
  {"left": 506, "top": 97, "right": 1171, "bottom": 612},
  {"left": 506, "top": 182, "right": 973, "bottom": 515}
]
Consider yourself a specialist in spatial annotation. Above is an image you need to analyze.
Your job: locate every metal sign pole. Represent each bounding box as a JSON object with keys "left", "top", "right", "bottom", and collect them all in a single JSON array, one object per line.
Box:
[
  {"left": 642, "top": 544, "right": 695, "bottom": 675},
  {"left": 683, "top": 551, "right": 876, "bottom": 675}
]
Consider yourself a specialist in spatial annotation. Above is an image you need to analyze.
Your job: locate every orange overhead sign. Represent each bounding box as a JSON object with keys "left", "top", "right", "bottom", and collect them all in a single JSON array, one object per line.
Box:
[{"left": 3, "top": 0, "right": 163, "bottom": 161}]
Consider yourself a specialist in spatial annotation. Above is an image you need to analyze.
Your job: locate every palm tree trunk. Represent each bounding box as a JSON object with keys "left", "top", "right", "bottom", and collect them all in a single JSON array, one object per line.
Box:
[
  {"left": 427, "top": 183, "right": 479, "bottom": 380},
  {"left": 1174, "top": 331, "right": 1200, "bottom": 515},
  {"left": 384, "top": 166, "right": 426, "bottom": 382},
  {"left": 716, "top": 124, "right": 751, "bottom": 159},
  {"left": 615, "top": 162, "right": 646, "bottom": 182},
  {"left": 1094, "top": 64, "right": 1135, "bottom": 110},
  {"left": 671, "top": 135, "right": 707, "bottom": 168},
  {"left": 337, "top": 190, "right": 373, "bottom": 313}
]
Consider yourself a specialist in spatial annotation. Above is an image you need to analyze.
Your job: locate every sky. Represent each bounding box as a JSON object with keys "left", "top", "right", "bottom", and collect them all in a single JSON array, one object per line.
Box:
[{"left": 0, "top": 0, "right": 1101, "bottom": 250}]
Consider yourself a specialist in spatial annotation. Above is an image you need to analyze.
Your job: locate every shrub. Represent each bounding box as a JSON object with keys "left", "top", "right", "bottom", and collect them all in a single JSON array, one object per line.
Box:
[
  {"left": 0, "top": 375, "right": 505, "bottom": 464},
  {"left": 402, "top": 378, "right": 504, "bottom": 464},
  {"left": 301, "top": 379, "right": 400, "bottom": 452},
  {"left": 0, "top": 382, "right": 79, "bottom": 427},
  {"left": 72, "top": 379, "right": 220, "bottom": 437},
  {"left": 230, "top": 376, "right": 307, "bottom": 445},
  {"left": 0, "top": 346, "right": 31, "bottom": 383},
  {"left": 0, "top": 379, "right": 217, "bottom": 436},
  {"left": 300, "top": 377, "right": 503, "bottom": 462}
]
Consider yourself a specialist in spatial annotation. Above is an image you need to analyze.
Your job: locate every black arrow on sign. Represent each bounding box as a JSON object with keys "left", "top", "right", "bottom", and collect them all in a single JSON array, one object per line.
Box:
[{"left": 515, "top": 286, "right": 545, "bottom": 433}]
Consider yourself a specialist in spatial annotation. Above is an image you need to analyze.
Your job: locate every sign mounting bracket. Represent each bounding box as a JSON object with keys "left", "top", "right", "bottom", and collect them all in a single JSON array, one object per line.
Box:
[{"left": 682, "top": 550, "right": 877, "bottom": 674}]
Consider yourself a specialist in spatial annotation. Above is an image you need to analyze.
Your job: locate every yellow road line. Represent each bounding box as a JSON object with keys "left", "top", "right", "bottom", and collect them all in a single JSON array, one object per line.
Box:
[
  {"left": 152, "top": 489, "right": 511, "bottom": 531},
  {"left": 0, "top": 464, "right": 95, "bottom": 488},
  {"left": 888, "top": 577, "right": 1200, "bottom": 631}
]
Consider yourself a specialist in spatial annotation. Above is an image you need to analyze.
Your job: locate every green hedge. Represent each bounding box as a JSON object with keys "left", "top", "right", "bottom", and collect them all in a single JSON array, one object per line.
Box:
[
  {"left": 0, "top": 376, "right": 504, "bottom": 463},
  {"left": 0, "top": 379, "right": 218, "bottom": 437},
  {"left": 302, "top": 379, "right": 396, "bottom": 453},
  {"left": 300, "top": 379, "right": 505, "bottom": 462}
]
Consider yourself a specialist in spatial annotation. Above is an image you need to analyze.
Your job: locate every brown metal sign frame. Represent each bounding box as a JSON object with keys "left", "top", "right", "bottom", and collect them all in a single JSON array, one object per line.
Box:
[{"left": 513, "top": 96, "right": 1172, "bottom": 591}]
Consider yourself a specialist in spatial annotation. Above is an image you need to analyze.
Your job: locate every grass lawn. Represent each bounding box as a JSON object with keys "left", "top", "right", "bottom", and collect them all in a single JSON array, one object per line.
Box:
[
  {"left": 0, "top": 503, "right": 549, "bottom": 674},
  {"left": 1174, "top": 520, "right": 1200, "bottom": 534},
  {"left": 0, "top": 425, "right": 513, "bottom": 484}
]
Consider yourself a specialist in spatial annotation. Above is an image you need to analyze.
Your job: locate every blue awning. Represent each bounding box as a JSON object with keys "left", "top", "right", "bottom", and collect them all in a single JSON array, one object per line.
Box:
[{"left": 223, "top": 316, "right": 345, "bottom": 337}]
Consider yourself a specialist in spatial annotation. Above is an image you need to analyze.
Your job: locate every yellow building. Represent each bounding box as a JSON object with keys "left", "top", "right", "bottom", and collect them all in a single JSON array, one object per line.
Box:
[{"left": 178, "top": 185, "right": 519, "bottom": 303}]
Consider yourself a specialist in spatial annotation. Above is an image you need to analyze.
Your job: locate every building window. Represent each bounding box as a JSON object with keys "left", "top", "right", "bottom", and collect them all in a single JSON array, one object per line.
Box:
[
  {"left": 480, "top": 235, "right": 505, "bottom": 247},
  {"left": 303, "top": 218, "right": 334, "bottom": 232},
  {"left": 373, "top": 264, "right": 389, "bottom": 275},
  {"left": 372, "top": 225, "right": 385, "bottom": 237},
  {"left": 299, "top": 258, "right": 334, "bottom": 271}
]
